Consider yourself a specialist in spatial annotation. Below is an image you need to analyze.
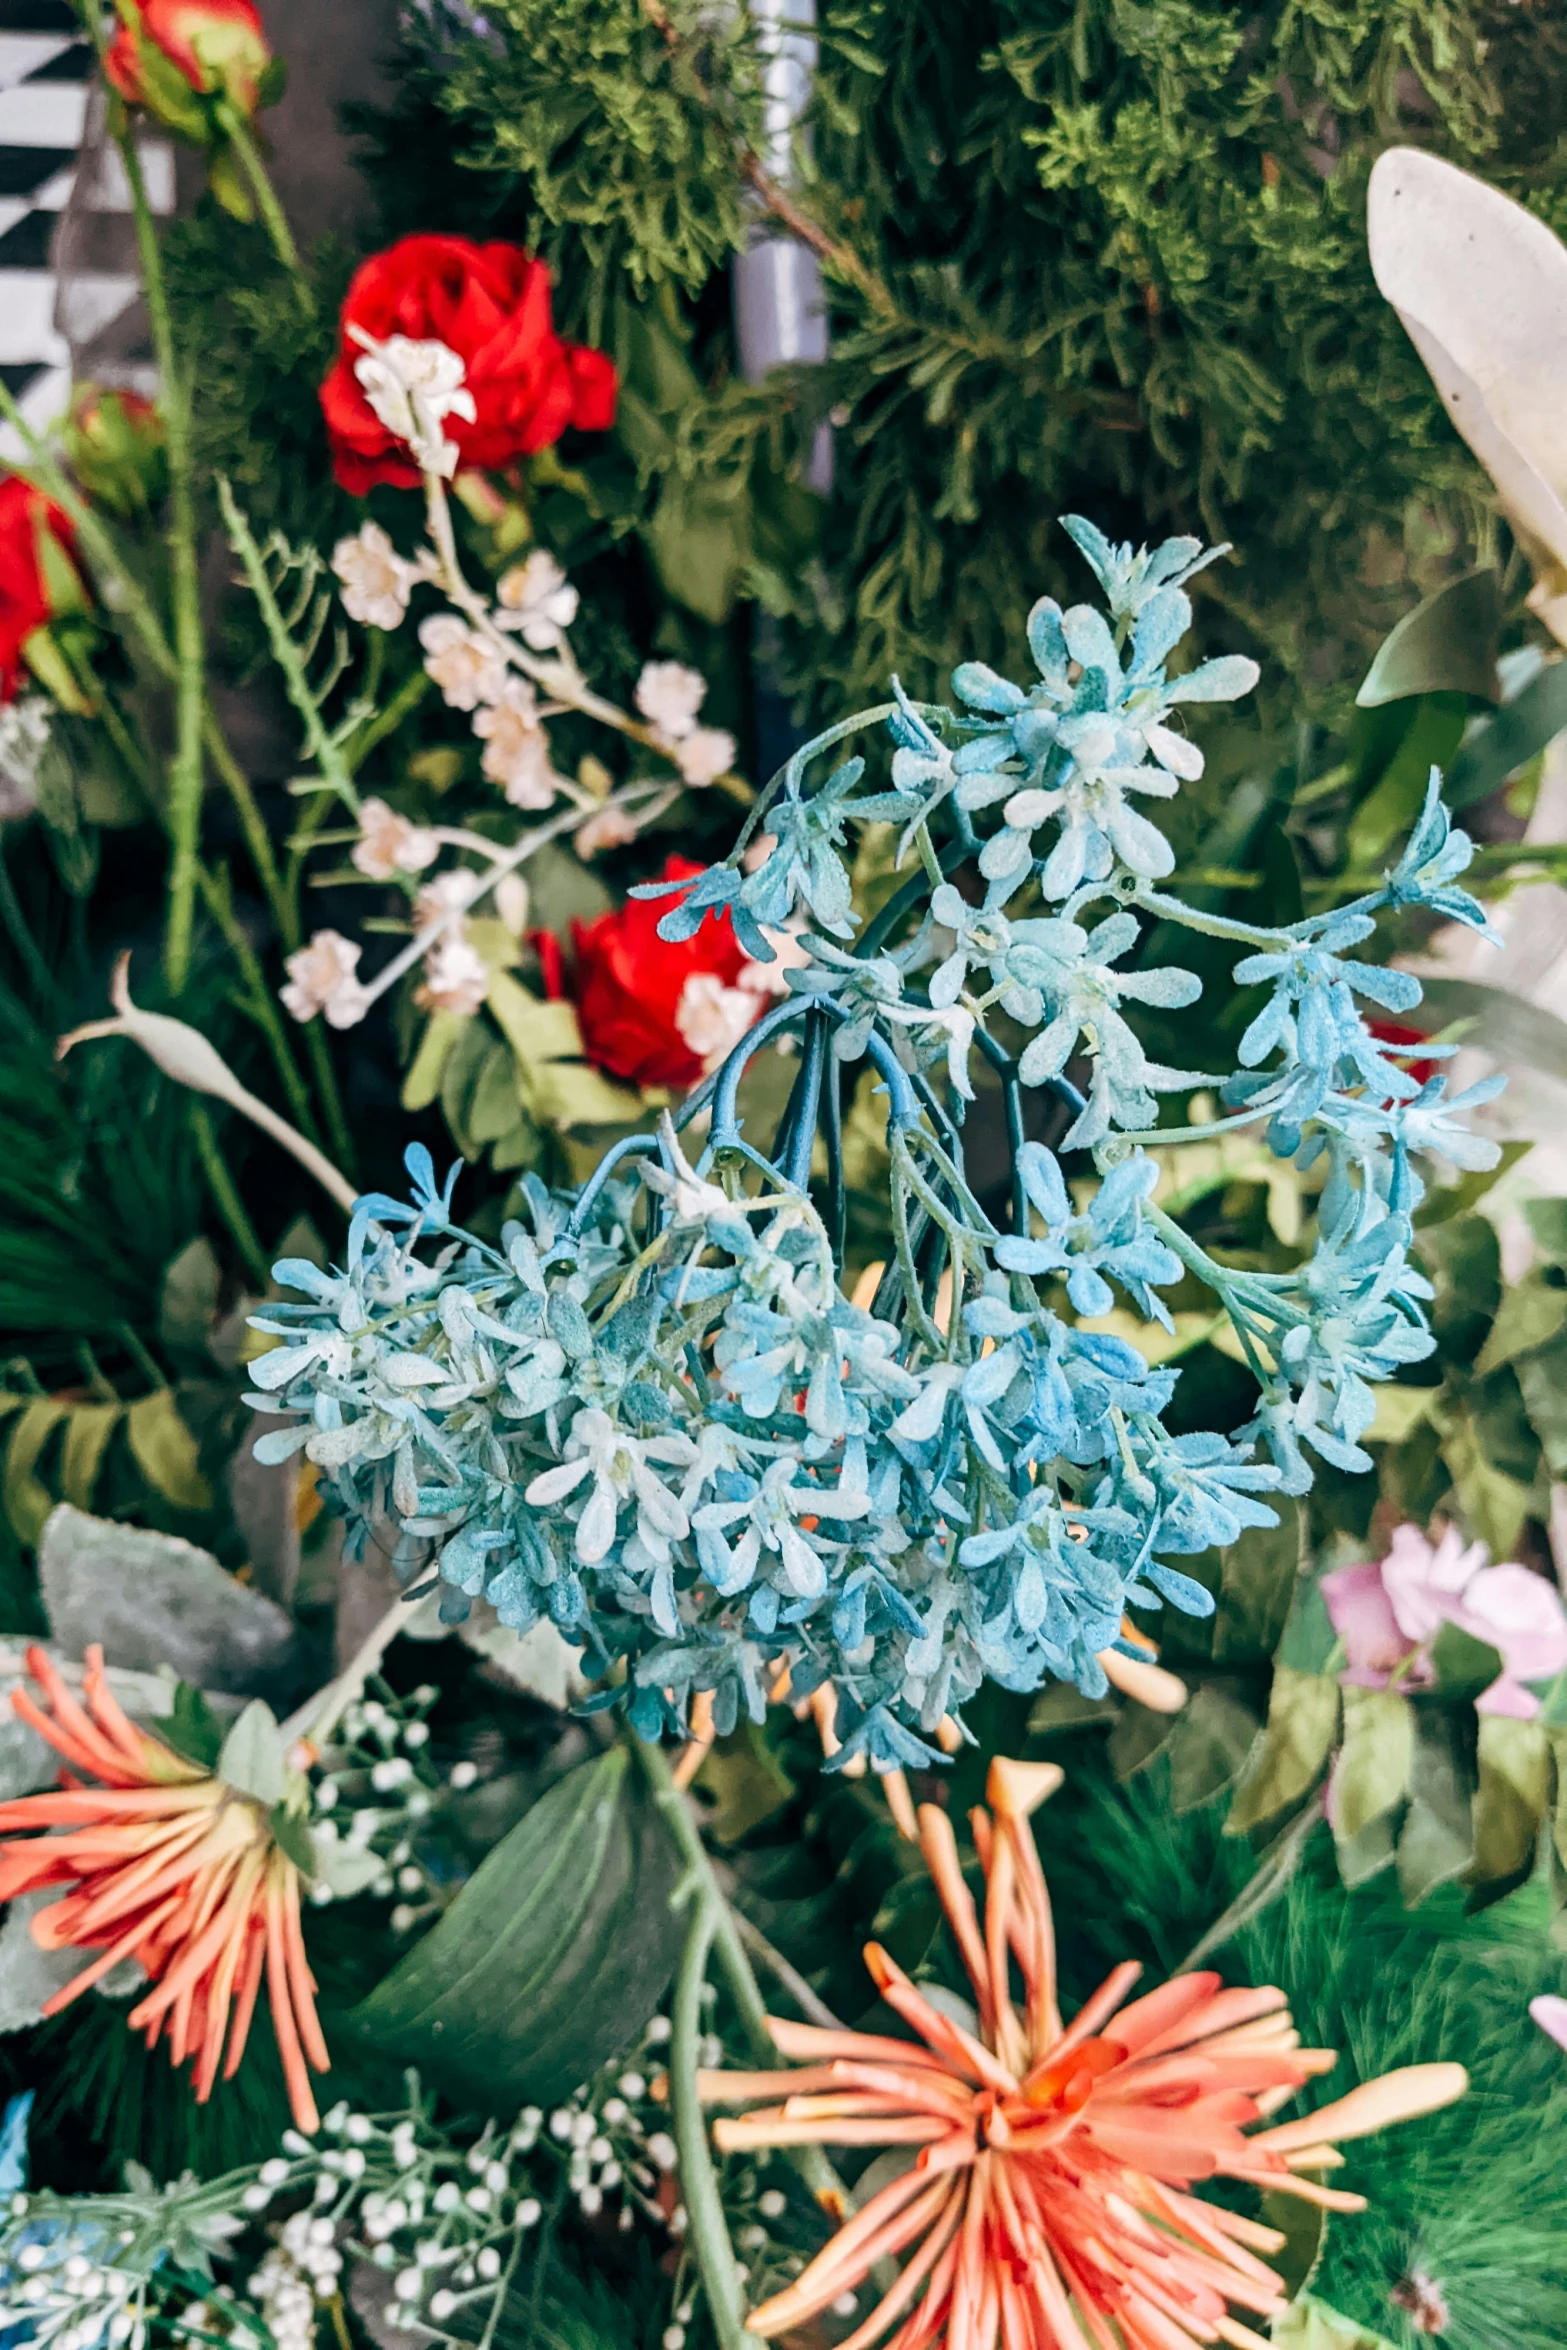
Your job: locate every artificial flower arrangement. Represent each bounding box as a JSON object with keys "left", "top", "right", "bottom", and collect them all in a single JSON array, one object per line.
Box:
[{"left": 3, "top": 10, "right": 1567, "bottom": 2350}]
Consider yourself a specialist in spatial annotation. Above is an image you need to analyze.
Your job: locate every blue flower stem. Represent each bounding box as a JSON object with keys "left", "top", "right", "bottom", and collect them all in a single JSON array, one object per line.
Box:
[
  {"left": 728, "top": 704, "right": 899, "bottom": 866},
  {"left": 1131, "top": 884, "right": 1296, "bottom": 949},
  {"left": 823, "top": 1049, "right": 847, "bottom": 1267},
  {"left": 1142, "top": 1201, "right": 1275, "bottom": 1388}
]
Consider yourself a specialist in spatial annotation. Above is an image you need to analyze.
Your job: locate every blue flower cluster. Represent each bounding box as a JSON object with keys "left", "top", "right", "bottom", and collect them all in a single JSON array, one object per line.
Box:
[{"left": 246, "top": 520, "right": 1501, "bottom": 1766}]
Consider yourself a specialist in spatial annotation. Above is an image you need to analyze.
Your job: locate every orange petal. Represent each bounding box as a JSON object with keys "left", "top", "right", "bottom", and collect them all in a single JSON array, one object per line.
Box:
[
  {"left": 1248, "top": 2063, "right": 1467, "bottom": 2154},
  {"left": 984, "top": 1757, "right": 1062, "bottom": 1820}
]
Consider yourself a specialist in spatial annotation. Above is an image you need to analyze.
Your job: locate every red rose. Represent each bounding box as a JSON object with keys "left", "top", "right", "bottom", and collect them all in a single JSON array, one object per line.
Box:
[
  {"left": 106, "top": 0, "right": 272, "bottom": 128},
  {"left": 0, "top": 477, "right": 83, "bottom": 703},
  {"left": 1366, "top": 1019, "right": 1440, "bottom": 1091},
  {"left": 319, "top": 237, "right": 618, "bottom": 496},
  {"left": 571, "top": 856, "right": 756, "bottom": 1092}
]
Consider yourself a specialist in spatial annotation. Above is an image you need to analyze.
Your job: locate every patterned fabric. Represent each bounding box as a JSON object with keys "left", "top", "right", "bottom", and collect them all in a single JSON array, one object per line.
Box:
[{"left": 0, "top": 4, "right": 170, "bottom": 458}]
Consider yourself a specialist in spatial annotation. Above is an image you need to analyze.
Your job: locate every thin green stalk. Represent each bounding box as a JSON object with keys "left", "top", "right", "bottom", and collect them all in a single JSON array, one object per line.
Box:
[
  {"left": 117, "top": 132, "right": 204, "bottom": 990},
  {"left": 303, "top": 1021, "right": 356, "bottom": 1184},
  {"left": 216, "top": 102, "right": 312, "bottom": 299},
  {"left": 188, "top": 1102, "right": 268, "bottom": 1284},
  {"left": 196, "top": 864, "right": 322, "bottom": 1143},
  {"left": 632, "top": 1735, "right": 849, "bottom": 2220},
  {"left": 344, "top": 667, "right": 431, "bottom": 775},
  {"left": 202, "top": 709, "right": 293, "bottom": 942},
  {"left": 0, "top": 835, "right": 54, "bottom": 1003},
  {"left": 669, "top": 1894, "right": 759, "bottom": 2350}
]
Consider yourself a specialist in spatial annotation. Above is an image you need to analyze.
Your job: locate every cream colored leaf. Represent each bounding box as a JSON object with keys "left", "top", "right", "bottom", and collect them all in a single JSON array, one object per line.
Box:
[{"left": 1369, "top": 148, "right": 1567, "bottom": 643}]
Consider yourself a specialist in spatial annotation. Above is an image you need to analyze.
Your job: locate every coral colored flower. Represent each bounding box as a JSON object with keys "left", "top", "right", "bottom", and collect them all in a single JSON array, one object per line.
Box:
[
  {"left": 705, "top": 1760, "right": 1466, "bottom": 2350},
  {"left": 571, "top": 856, "right": 754, "bottom": 1091},
  {"left": 1322, "top": 1522, "right": 1567, "bottom": 1717},
  {"left": 319, "top": 237, "right": 617, "bottom": 496},
  {"left": 0, "top": 477, "right": 84, "bottom": 703},
  {"left": 106, "top": 0, "right": 271, "bottom": 125},
  {"left": 0, "top": 1647, "right": 329, "bottom": 2134}
]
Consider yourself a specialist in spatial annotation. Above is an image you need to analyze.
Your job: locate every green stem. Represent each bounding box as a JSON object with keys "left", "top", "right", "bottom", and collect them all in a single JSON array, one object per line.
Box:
[
  {"left": 203, "top": 709, "right": 294, "bottom": 943},
  {"left": 216, "top": 102, "right": 312, "bottom": 300},
  {"left": 0, "top": 834, "right": 54, "bottom": 1002},
  {"left": 303, "top": 1021, "right": 356, "bottom": 1183},
  {"left": 196, "top": 864, "right": 323, "bottom": 1143},
  {"left": 118, "top": 129, "right": 204, "bottom": 992},
  {"left": 669, "top": 1893, "right": 759, "bottom": 2350},
  {"left": 189, "top": 1102, "right": 268, "bottom": 1284},
  {"left": 632, "top": 1735, "right": 848, "bottom": 2220},
  {"left": 344, "top": 667, "right": 431, "bottom": 776}
]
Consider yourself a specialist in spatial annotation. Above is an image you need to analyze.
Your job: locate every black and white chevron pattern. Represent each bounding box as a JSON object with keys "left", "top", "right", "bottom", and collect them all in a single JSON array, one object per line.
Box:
[{"left": 0, "top": 1, "right": 170, "bottom": 458}]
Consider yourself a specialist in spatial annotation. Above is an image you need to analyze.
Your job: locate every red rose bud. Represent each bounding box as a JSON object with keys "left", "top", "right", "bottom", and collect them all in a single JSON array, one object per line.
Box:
[
  {"left": 571, "top": 855, "right": 757, "bottom": 1092},
  {"left": 319, "top": 236, "right": 618, "bottom": 495},
  {"left": 106, "top": 0, "right": 274, "bottom": 138},
  {"left": 64, "top": 387, "right": 168, "bottom": 519},
  {"left": 0, "top": 475, "right": 90, "bottom": 706}
]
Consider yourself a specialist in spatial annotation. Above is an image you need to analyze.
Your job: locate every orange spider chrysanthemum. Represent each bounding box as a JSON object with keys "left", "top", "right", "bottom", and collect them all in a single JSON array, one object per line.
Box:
[
  {"left": 704, "top": 1760, "right": 1466, "bottom": 2350},
  {"left": 0, "top": 1646, "right": 328, "bottom": 2133}
]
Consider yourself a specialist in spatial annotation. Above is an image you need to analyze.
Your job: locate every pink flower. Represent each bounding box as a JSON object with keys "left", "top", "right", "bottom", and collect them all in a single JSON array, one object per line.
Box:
[
  {"left": 1530, "top": 1994, "right": 1567, "bottom": 2053},
  {"left": 1322, "top": 1523, "right": 1567, "bottom": 1718}
]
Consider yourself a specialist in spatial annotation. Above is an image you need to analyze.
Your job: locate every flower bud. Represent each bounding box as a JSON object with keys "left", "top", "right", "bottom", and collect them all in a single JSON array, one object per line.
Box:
[
  {"left": 63, "top": 387, "right": 168, "bottom": 520},
  {"left": 106, "top": 0, "right": 275, "bottom": 135}
]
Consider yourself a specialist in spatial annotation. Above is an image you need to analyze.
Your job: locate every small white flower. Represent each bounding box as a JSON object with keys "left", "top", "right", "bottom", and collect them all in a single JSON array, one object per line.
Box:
[
  {"left": 495, "top": 870, "right": 531, "bottom": 934},
  {"left": 574, "top": 803, "right": 639, "bottom": 858},
  {"left": 414, "top": 868, "right": 479, "bottom": 930},
  {"left": 332, "top": 523, "right": 421, "bottom": 633},
  {"left": 495, "top": 549, "right": 579, "bottom": 648},
  {"left": 473, "top": 678, "right": 559, "bottom": 809},
  {"left": 671, "top": 724, "right": 735, "bottom": 788},
  {"left": 419, "top": 613, "right": 509, "bottom": 712},
  {"left": 350, "top": 329, "right": 476, "bottom": 480},
  {"left": 281, "top": 930, "right": 370, "bottom": 1029},
  {"left": 419, "top": 934, "right": 490, "bottom": 1017},
  {"left": 675, "top": 970, "right": 757, "bottom": 1070},
  {"left": 0, "top": 695, "right": 52, "bottom": 820},
  {"left": 352, "top": 797, "right": 440, "bottom": 880},
  {"left": 634, "top": 660, "right": 707, "bottom": 739}
]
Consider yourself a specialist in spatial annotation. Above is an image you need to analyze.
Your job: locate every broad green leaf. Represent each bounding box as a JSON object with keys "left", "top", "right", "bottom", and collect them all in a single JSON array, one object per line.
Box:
[
  {"left": 125, "top": 1389, "right": 211, "bottom": 1511},
  {"left": 1344, "top": 694, "right": 1468, "bottom": 869},
  {"left": 348, "top": 1747, "right": 680, "bottom": 2114},
  {"left": 486, "top": 974, "right": 583, "bottom": 1067},
  {"left": 1397, "top": 1707, "right": 1475, "bottom": 1905},
  {"left": 3, "top": 1402, "right": 68, "bottom": 1544},
  {"left": 1439, "top": 1407, "right": 1535, "bottom": 1561},
  {"left": 467, "top": 1042, "right": 524, "bottom": 1149},
  {"left": 153, "top": 1682, "right": 225, "bottom": 1771},
  {"left": 1273, "top": 2296, "right": 1399, "bottom": 2349},
  {"left": 403, "top": 1011, "right": 471, "bottom": 1114},
  {"left": 1259, "top": 2195, "right": 1327, "bottom": 2303},
  {"left": 1275, "top": 1574, "right": 1338, "bottom": 1677},
  {"left": 1529, "top": 1198, "right": 1567, "bottom": 1262},
  {"left": 1446, "top": 657, "right": 1567, "bottom": 808},
  {"left": 1334, "top": 1687, "right": 1413, "bottom": 1842},
  {"left": 1517, "top": 1340, "right": 1567, "bottom": 1476},
  {"left": 644, "top": 471, "right": 750, "bottom": 624},
  {"left": 1428, "top": 1620, "right": 1505, "bottom": 1704},
  {"left": 1355, "top": 567, "right": 1502, "bottom": 708},
  {"left": 1475, "top": 1276, "right": 1567, "bottom": 1376},
  {"left": 1413, "top": 1140, "right": 1531, "bottom": 1229},
  {"left": 1165, "top": 1683, "right": 1263, "bottom": 1814},
  {"left": 218, "top": 1700, "right": 288, "bottom": 1807},
  {"left": 1367, "top": 1384, "right": 1434, "bottom": 1445},
  {"left": 441, "top": 1014, "right": 501, "bottom": 1162},
  {"left": 693, "top": 1725, "right": 795, "bottom": 1843},
  {"left": 1413, "top": 977, "right": 1567, "bottom": 1086},
  {"left": 1211, "top": 1503, "right": 1300, "bottom": 1666},
  {"left": 530, "top": 1059, "right": 650, "bottom": 1131},
  {"left": 1227, "top": 1668, "right": 1339, "bottom": 1835},
  {"left": 159, "top": 1237, "right": 221, "bottom": 1355},
  {"left": 1472, "top": 1712, "right": 1550, "bottom": 1888},
  {"left": 58, "top": 1402, "right": 122, "bottom": 1509}
]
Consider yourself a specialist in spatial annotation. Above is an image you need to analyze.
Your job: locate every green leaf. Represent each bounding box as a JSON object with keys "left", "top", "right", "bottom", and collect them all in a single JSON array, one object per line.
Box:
[
  {"left": 1210, "top": 1502, "right": 1301, "bottom": 1666},
  {"left": 1414, "top": 1139, "right": 1531, "bottom": 1228},
  {"left": 1344, "top": 695, "right": 1469, "bottom": 869},
  {"left": 1471, "top": 1712, "right": 1550, "bottom": 1889},
  {"left": 1397, "top": 1706, "right": 1476, "bottom": 1905},
  {"left": 1412, "top": 977, "right": 1567, "bottom": 1086},
  {"left": 217, "top": 1699, "right": 288, "bottom": 1807},
  {"left": 3, "top": 1401, "right": 68, "bottom": 1545},
  {"left": 1474, "top": 1275, "right": 1567, "bottom": 1376},
  {"left": 1227, "top": 1667, "right": 1340, "bottom": 1835},
  {"left": 1259, "top": 2195, "right": 1327, "bottom": 2303},
  {"left": 403, "top": 1011, "right": 471, "bottom": 1114},
  {"left": 1517, "top": 1340, "right": 1567, "bottom": 1475},
  {"left": 693, "top": 1725, "right": 795, "bottom": 1843},
  {"left": 1355, "top": 567, "right": 1502, "bottom": 708},
  {"left": 1428, "top": 1620, "right": 1506, "bottom": 1704},
  {"left": 643, "top": 472, "right": 751, "bottom": 625},
  {"left": 58, "top": 1402, "right": 123, "bottom": 1509},
  {"left": 1446, "top": 656, "right": 1567, "bottom": 809},
  {"left": 1333, "top": 1686, "right": 1413, "bottom": 1842},
  {"left": 1439, "top": 1406, "right": 1534, "bottom": 1562},
  {"left": 1164, "top": 1683, "right": 1263, "bottom": 1813},
  {"left": 159, "top": 1238, "right": 221, "bottom": 1355},
  {"left": 347, "top": 1747, "right": 680, "bottom": 2114},
  {"left": 1272, "top": 2296, "right": 1399, "bottom": 2350},
  {"left": 153, "top": 1683, "right": 226, "bottom": 1771},
  {"left": 125, "top": 1389, "right": 211, "bottom": 1512}
]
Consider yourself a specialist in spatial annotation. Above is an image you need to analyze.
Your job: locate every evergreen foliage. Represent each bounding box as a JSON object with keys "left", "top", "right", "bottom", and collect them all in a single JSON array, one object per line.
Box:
[{"left": 372, "top": 1, "right": 1567, "bottom": 722}]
